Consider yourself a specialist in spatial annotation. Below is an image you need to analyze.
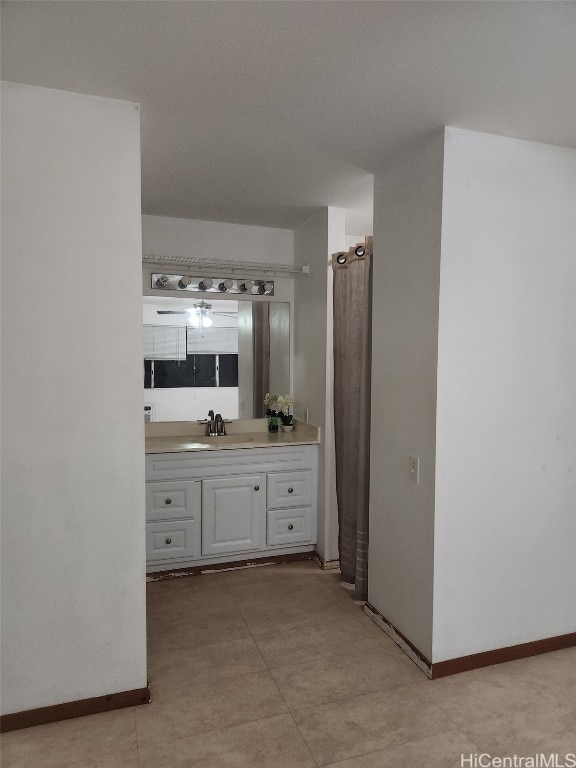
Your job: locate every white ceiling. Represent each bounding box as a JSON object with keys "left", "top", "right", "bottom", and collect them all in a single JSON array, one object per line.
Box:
[{"left": 2, "top": 1, "right": 575, "bottom": 234}]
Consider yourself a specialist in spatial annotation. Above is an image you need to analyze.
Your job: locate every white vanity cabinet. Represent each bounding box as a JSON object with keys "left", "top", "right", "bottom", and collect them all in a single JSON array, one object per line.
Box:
[{"left": 145, "top": 445, "right": 317, "bottom": 571}]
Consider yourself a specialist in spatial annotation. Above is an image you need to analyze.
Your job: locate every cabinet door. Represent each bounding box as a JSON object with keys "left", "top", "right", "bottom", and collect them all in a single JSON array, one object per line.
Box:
[{"left": 202, "top": 475, "right": 264, "bottom": 556}]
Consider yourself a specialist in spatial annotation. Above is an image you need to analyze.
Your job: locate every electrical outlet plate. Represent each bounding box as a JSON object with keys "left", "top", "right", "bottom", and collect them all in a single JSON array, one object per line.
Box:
[{"left": 408, "top": 456, "right": 420, "bottom": 484}]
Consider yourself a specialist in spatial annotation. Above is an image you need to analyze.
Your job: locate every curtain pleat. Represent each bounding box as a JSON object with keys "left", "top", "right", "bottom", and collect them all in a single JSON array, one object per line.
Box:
[{"left": 333, "top": 255, "right": 372, "bottom": 601}]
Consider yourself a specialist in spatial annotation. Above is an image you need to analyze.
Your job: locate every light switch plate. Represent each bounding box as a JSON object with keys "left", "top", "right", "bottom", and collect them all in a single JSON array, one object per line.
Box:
[{"left": 408, "top": 456, "right": 420, "bottom": 484}]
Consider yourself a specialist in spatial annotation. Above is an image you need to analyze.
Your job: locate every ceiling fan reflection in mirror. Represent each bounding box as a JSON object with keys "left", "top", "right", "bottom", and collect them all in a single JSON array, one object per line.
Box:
[{"left": 157, "top": 300, "right": 236, "bottom": 329}]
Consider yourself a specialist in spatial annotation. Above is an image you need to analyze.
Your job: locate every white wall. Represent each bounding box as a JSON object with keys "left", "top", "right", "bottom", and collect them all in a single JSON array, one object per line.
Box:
[
  {"left": 0, "top": 83, "right": 147, "bottom": 713},
  {"left": 433, "top": 128, "right": 576, "bottom": 661},
  {"left": 142, "top": 214, "right": 294, "bottom": 266},
  {"left": 370, "top": 127, "right": 576, "bottom": 665},
  {"left": 369, "top": 133, "right": 445, "bottom": 660},
  {"left": 142, "top": 214, "right": 295, "bottom": 306},
  {"left": 293, "top": 208, "right": 347, "bottom": 562}
]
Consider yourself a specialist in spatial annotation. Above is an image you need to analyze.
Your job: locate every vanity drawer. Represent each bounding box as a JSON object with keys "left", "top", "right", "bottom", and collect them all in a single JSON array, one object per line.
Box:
[
  {"left": 146, "top": 520, "right": 199, "bottom": 562},
  {"left": 267, "top": 471, "right": 312, "bottom": 509},
  {"left": 267, "top": 507, "right": 313, "bottom": 546},
  {"left": 146, "top": 480, "right": 200, "bottom": 522}
]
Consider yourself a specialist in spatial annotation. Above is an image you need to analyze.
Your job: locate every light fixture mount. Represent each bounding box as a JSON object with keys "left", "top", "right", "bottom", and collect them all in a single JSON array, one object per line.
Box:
[{"left": 152, "top": 274, "right": 275, "bottom": 295}]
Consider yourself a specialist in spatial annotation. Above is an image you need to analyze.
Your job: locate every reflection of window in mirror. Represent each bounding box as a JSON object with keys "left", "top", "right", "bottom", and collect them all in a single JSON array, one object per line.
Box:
[
  {"left": 144, "top": 352, "right": 238, "bottom": 389},
  {"left": 142, "top": 297, "right": 290, "bottom": 422}
]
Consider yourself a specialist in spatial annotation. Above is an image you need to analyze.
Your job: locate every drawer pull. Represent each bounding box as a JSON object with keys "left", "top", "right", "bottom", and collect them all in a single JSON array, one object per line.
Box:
[
  {"left": 165, "top": 498, "right": 172, "bottom": 505},
  {"left": 288, "top": 488, "right": 294, "bottom": 494},
  {"left": 254, "top": 485, "right": 260, "bottom": 491},
  {"left": 288, "top": 524, "right": 294, "bottom": 531},
  {"left": 165, "top": 538, "right": 172, "bottom": 545}
]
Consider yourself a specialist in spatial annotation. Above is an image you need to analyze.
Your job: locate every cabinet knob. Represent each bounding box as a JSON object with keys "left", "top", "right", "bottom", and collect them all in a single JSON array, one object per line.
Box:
[
  {"left": 288, "top": 524, "right": 294, "bottom": 531},
  {"left": 165, "top": 498, "right": 172, "bottom": 505},
  {"left": 254, "top": 485, "right": 260, "bottom": 491},
  {"left": 288, "top": 488, "right": 294, "bottom": 494},
  {"left": 165, "top": 538, "right": 172, "bottom": 545}
]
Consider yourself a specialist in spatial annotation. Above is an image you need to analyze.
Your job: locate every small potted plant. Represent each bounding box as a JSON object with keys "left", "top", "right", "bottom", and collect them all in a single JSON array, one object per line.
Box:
[
  {"left": 276, "top": 395, "right": 295, "bottom": 432},
  {"left": 264, "top": 392, "right": 278, "bottom": 415},
  {"left": 264, "top": 393, "right": 280, "bottom": 432}
]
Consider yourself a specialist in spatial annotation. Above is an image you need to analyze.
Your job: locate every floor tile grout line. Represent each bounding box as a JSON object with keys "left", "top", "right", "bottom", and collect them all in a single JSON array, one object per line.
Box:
[
  {"left": 133, "top": 705, "right": 142, "bottom": 764},
  {"left": 146, "top": 574, "right": 301, "bottom": 754},
  {"left": 146, "top": 567, "right": 453, "bottom": 764},
  {"left": 414, "top": 679, "right": 492, "bottom": 733},
  {"left": 142, "top": 667, "right": 276, "bottom": 707},
  {"left": 264, "top": 643, "right": 320, "bottom": 768},
  {"left": 284, "top": 679, "right": 430, "bottom": 718},
  {"left": 146, "top": 625, "right": 253, "bottom": 658},
  {"left": 313, "top": 724, "right": 468, "bottom": 768},
  {"left": 237, "top": 613, "right": 365, "bottom": 646},
  {"left": 456, "top": 727, "right": 483, "bottom": 756},
  {"left": 232, "top": 575, "right": 320, "bottom": 767},
  {"left": 258, "top": 634, "right": 416, "bottom": 674},
  {"left": 287, "top": 709, "right": 320, "bottom": 768},
  {"left": 231, "top": 587, "right": 349, "bottom": 620},
  {"left": 135, "top": 711, "right": 297, "bottom": 755}
]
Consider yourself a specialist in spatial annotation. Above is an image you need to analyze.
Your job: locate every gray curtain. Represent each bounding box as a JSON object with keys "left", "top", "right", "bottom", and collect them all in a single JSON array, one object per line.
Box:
[
  {"left": 333, "top": 254, "right": 372, "bottom": 601},
  {"left": 252, "top": 302, "right": 270, "bottom": 417}
]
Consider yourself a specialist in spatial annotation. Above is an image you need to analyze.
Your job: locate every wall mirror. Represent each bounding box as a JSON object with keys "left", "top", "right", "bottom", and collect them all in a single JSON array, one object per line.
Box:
[{"left": 143, "top": 296, "right": 290, "bottom": 422}]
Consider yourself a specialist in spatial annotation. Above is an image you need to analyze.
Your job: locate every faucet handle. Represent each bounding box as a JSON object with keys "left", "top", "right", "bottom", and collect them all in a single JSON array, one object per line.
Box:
[{"left": 208, "top": 409, "right": 214, "bottom": 419}]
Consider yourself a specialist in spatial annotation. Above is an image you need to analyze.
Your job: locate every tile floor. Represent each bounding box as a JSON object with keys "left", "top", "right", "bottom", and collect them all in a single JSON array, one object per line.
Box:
[{"left": 2, "top": 560, "right": 575, "bottom": 767}]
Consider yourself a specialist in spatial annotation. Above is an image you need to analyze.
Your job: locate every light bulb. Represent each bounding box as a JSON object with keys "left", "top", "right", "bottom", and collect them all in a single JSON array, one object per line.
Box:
[
  {"left": 202, "top": 316, "right": 213, "bottom": 328},
  {"left": 198, "top": 278, "right": 213, "bottom": 291},
  {"left": 188, "top": 313, "right": 201, "bottom": 327},
  {"left": 178, "top": 276, "right": 192, "bottom": 288}
]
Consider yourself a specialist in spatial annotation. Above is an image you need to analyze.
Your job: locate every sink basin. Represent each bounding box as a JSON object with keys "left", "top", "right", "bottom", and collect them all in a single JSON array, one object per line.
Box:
[{"left": 203, "top": 435, "right": 254, "bottom": 445}]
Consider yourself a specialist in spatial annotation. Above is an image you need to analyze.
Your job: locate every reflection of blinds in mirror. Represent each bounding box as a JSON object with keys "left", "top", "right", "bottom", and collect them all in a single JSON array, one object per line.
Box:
[
  {"left": 187, "top": 327, "right": 238, "bottom": 354},
  {"left": 143, "top": 325, "right": 186, "bottom": 360}
]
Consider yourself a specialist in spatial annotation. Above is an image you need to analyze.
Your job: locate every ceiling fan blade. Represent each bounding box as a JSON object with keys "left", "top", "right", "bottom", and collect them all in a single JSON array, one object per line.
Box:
[{"left": 156, "top": 310, "right": 188, "bottom": 314}]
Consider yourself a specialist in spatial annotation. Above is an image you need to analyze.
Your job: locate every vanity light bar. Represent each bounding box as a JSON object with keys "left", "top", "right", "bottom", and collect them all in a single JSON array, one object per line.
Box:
[{"left": 152, "top": 274, "right": 275, "bottom": 296}]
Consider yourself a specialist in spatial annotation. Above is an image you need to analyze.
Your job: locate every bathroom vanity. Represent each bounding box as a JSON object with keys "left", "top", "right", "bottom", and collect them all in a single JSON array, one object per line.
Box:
[{"left": 145, "top": 419, "right": 320, "bottom": 572}]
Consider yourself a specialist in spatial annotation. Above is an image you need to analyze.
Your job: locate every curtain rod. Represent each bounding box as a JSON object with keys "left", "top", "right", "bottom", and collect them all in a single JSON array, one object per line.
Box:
[{"left": 142, "top": 254, "right": 309, "bottom": 275}]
